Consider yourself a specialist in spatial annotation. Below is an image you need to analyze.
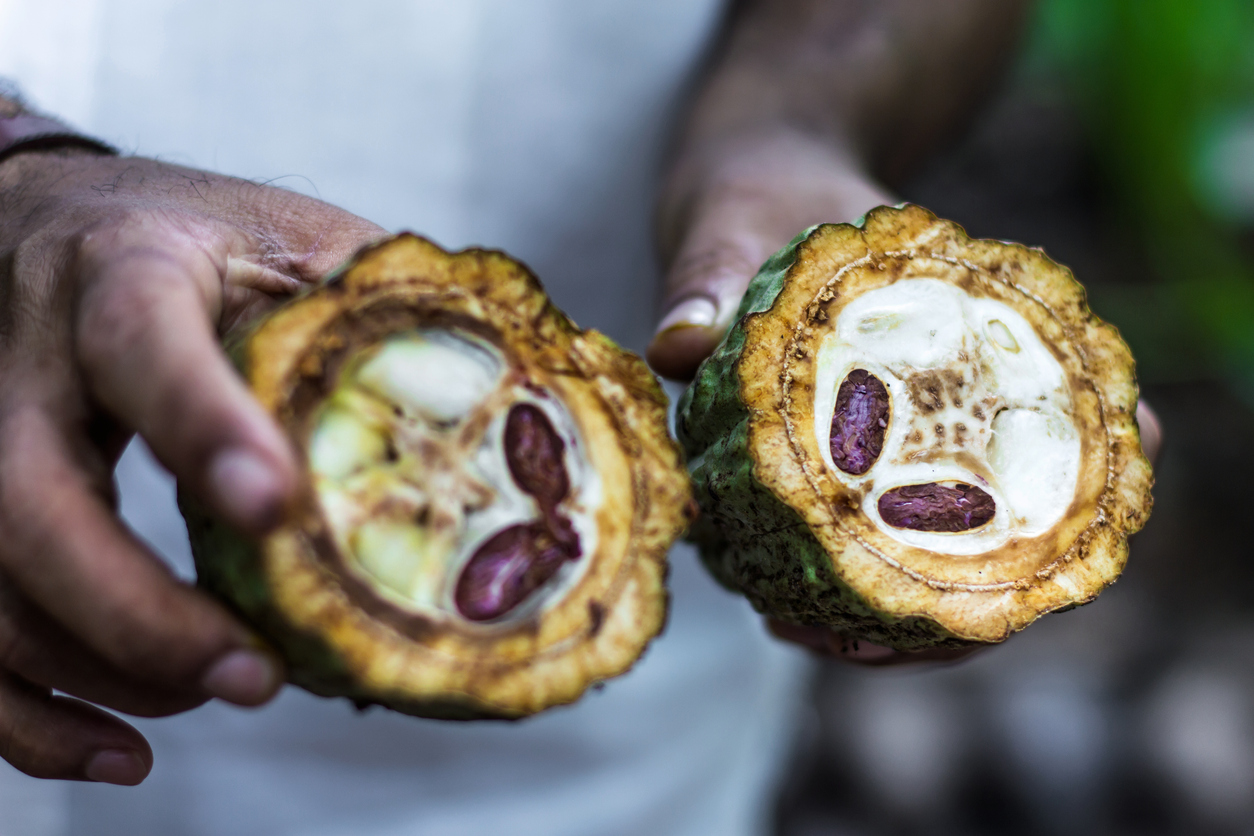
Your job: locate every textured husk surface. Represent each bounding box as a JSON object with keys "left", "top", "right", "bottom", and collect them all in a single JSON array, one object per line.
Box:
[
  {"left": 182, "top": 234, "right": 692, "bottom": 718},
  {"left": 677, "top": 205, "right": 1153, "bottom": 649}
]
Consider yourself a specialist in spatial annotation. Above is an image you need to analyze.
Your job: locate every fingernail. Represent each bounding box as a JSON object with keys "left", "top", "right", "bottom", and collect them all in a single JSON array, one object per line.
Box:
[
  {"left": 200, "top": 648, "right": 282, "bottom": 706},
  {"left": 209, "top": 448, "right": 286, "bottom": 531},
  {"left": 85, "top": 749, "right": 147, "bottom": 785},
  {"left": 656, "top": 296, "right": 718, "bottom": 333}
]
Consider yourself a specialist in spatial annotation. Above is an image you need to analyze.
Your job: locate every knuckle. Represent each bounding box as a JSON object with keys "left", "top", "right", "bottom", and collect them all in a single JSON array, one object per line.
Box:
[
  {"left": 72, "top": 208, "right": 210, "bottom": 292},
  {"left": 70, "top": 214, "right": 225, "bottom": 397},
  {"left": 2, "top": 229, "right": 78, "bottom": 349},
  {"left": 71, "top": 210, "right": 166, "bottom": 270}
]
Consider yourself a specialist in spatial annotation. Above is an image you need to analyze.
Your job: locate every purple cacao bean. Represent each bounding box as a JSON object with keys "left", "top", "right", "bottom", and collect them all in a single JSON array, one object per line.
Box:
[
  {"left": 877, "top": 483, "right": 995, "bottom": 532},
  {"left": 504, "top": 404, "right": 570, "bottom": 505},
  {"left": 454, "top": 518, "right": 582, "bottom": 621},
  {"left": 829, "top": 369, "right": 889, "bottom": 475}
]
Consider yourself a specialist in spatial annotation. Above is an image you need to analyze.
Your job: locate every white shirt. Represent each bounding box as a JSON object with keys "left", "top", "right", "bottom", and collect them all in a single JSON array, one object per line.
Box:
[{"left": 0, "top": 2, "right": 812, "bottom": 834}]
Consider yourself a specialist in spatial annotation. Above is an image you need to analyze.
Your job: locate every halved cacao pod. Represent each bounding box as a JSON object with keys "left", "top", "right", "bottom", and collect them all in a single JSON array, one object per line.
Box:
[
  {"left": 677, "top": 205, "right": 1153, "bottom": 650},
  {"left": 182, "top": 234, "right": 692, "bottom": 718}
]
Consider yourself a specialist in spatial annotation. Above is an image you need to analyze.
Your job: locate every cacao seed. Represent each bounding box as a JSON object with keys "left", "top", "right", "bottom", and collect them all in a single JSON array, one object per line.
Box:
[
  {"left": 504, "top": 404, "right": 570, "bottom": 505},
  {"left": 878, "top": 483, "right": 995, "bottom": 532},
  {"left": 829, "top": 369, "right": 889, "bottom": 475},
  {"left": 454, "top": 519, "right": 582, "bottom": 621}
]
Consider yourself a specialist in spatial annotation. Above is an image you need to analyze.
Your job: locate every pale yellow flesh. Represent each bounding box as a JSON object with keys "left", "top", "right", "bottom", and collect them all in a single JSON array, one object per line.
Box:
[{"left": 307, "top": 329, "right": 602, "bottom": 620}]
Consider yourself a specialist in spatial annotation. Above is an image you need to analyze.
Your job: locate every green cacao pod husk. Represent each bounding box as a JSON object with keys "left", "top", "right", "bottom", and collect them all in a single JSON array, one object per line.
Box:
[
  {"left": 677, "top": 204, "right": 1153, "bottom": 650},
  {"left": 182, "top": 234, "right": 692, "bottom": 718}
]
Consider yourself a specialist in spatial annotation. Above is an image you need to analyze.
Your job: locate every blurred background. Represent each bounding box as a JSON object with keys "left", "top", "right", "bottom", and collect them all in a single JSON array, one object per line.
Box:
[
  {"left": 1, "top": 2, "right": 1252, "bottom": 834},
  {"left": 775, "top": 1, "right": 1254, "bottom": 834}
]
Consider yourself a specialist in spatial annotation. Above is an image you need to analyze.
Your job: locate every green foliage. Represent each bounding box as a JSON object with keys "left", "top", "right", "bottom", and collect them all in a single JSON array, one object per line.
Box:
[{"left": 1035, "top": 0, "right": 1254, "bottom": 389}]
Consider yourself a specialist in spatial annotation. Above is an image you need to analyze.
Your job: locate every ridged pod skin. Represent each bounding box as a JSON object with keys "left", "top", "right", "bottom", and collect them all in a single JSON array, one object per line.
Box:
[
  {"left": 677, "top": 205, "right": 1153, "bottom": 650},
  {"left": 181, "top": 234, "right": 692, "bottom": 719}
]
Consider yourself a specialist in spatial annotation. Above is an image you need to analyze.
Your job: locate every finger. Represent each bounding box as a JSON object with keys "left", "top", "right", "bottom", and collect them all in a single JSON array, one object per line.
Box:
[
  {"left": 648, "top": 138, "right": 892, "bottom": 380},
  {"left": 766, "top": 618, "right": 979, "bottom": 666},
  {"left": 646, "top": 235, "right": 768, "bottom": 381},
  {"left": 844, "top": 643, "right": 979, "bottom": 667},
  {"left": 257, "top": 197, "right": 388, "bottom": 279},
  {"left": 0, "top": 671, "right": 151, "bottom": 785},
  {"left": 0, "top": 397, "right": 283, "bottom": 705},
  {"left": 0, "top": 573, "right": 205, "bottom": 717},
  {"left": 221, "top": 196, "right": 388, "bottom": 331},
  {"left": 768, "top": 618, "right": 895, "bottom": 662},
  {"left": 1137, "top": 398, "right": 1162, "bottom": 465},
  {"left": 74, "top": 222, "right": 296, "bottom": 534}
]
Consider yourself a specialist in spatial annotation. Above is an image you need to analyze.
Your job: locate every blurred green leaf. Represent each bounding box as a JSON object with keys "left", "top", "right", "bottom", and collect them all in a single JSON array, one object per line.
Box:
[{"left": 1034, "top": 0, "right": 1254, "bottom": 387}]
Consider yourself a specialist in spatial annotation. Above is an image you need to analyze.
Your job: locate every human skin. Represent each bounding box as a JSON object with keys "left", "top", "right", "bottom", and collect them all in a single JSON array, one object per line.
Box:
[
  {"left": 643, "top": 0, "right": 1162, "bottom": 661},
  {"left": 0, "top": 126, "right": 386, "bottom": 783},
  {"left": 0, "top": 0, "right": 1160, "bottom": 787},
  {"left": 647, "top": 0, "right": 1036, "bottom": 375}
]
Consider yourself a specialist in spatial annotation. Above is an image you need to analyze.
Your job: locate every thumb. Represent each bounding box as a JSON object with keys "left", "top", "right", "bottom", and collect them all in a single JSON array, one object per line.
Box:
[
  {"left": 646, "top": 144, "right": 892, "bottom": 381},
  {"left": 75, "top": 228, "right": 298, "bottom": 534},
  {"left": 645, "top": 206, "right": 778, "bottom": 382}
]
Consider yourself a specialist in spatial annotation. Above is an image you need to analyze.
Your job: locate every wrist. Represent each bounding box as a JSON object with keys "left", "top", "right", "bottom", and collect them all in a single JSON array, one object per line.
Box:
[
  {"left": 648, "top": 126, "right": 893, "bottom": 379},
  {"left": 657, "top": 125, "right": 891, "bottom": 267}
]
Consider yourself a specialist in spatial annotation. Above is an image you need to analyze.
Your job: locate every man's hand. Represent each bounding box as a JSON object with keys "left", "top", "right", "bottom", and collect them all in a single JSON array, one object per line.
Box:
[
  {"left": 0, "top": 147, "right": 385, "bottom": 784},
  {"left": 647, "top": 0, "right": 1034, "bottom": 380},
  {"left": 646, "top": 129, "right": 893, "bottom": 378},
  {"left": 643, "top": 0, "right": 1164, "bottom": 665}
]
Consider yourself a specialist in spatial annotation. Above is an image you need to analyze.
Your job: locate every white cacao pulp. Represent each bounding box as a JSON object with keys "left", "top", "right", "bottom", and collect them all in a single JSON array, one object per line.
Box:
[
  {"left": 308, "top": 329, "right": 601, "bottom": 622},
  {"left": 813, "top": 278, "right": 1081, "bottom": 555}
]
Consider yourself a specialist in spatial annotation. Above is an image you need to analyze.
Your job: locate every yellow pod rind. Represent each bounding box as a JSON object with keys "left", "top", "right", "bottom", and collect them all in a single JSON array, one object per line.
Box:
[
  {"left": 184, "top": 234, "right": 692, "bottom": 718},
  {"left": 678, "top": 205, "right": 1153, "bottom": 649}
]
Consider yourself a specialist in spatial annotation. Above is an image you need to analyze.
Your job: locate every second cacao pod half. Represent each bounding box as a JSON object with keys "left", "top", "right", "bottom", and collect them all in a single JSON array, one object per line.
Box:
[
  {"left": 678, "top": 205, "right": 1153, "bottom": 650},
  {"left": 182, "top": 234, "right": 692, "bottom": 719}
]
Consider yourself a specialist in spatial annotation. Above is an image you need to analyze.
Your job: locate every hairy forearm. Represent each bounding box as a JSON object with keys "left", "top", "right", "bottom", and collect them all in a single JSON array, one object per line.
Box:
[
  {"left": 649, "top": 0, "right": 1033, "bottom": 378},
  {"left": 659, "top": 0, "right": 1032, "bottom": 257},
  {"left": 682, "top": 0, "right": 1032, "bottom": 177}
]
